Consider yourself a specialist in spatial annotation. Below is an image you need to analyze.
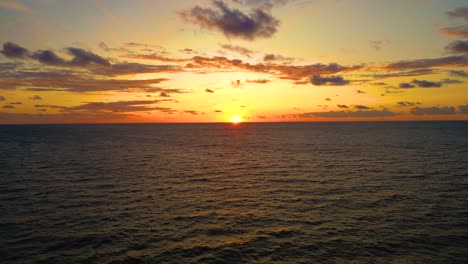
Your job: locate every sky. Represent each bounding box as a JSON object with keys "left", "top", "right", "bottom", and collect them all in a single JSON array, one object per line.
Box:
[{"left": 0, "top": 0, "right": 467, "bottom": 124}]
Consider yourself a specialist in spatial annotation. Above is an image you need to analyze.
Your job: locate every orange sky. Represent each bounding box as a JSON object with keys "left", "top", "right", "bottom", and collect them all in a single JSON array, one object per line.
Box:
[{"left": 0, "top": 0, "right": 467, "bottom": 123}]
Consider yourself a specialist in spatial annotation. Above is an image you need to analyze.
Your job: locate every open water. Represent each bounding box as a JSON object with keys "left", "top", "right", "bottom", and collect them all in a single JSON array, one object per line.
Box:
[{"left": 0, "top": 122, "right": 467, "bottom": 263}]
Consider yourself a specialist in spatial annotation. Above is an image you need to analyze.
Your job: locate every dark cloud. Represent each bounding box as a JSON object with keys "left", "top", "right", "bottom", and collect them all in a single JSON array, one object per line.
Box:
[
  {"left": 246, "top": 79, "right": 270, "bottom": 83},
  {"left": 399, "top": 83, "right": 415, "bottom": 88},
  {"left": 3, "top": 105, "right": 15, "bottom": 109},
  {"left": 449, "top": 70, "right": 468, "bottom": 77},
  {"left": 180, "top": 0, "right": 280, "bottom": 40},
  {"left": 386, "top": 56, "right": 468, "bottom": 70},
  {"left": 10, "top": 102, "right": 22, "bottom": 105},
  {"left": 371, "top": 82, "right": 387, "bottom": 86},
  {"left": 159, "top": 92, "right": 170, "bottom": 97},
  {"left": 205, "top": 88, "right": 215, "bottom": 93},
  {"left": 447, "top": 7, "right": 468, "bottom": 20},
  {"left": 29, "top": 95, "right": 42, "bottom": 100},
  {"left": 441, "top": 78, "right": 463, "bottom": 84},
  {"left": 184, "top": 110, "right": 198, "bottom": 115},
  {"left": 325, "top": 97, "right": 331, "bottom": 101},
  {"left": 0, "top": 96, "right": 4, "bottom": 101},
  {"left": 397, "top": 101, "right": 421, "bottom": 107},
  {"left": 214, "top": 110, "right": 223, "bottom": 112},
  {"left": 371, "top": 69, "right": 436, "bottom": 79},
  {"left": 0, "top": 42, "right": 29, "bottom": 58},
  {"left": 30, "top": 50, "right": 67, "bottom": 66},
  {"left": 311, "top": 75, "right": 349, "bottom": 86},
  {"left": 232, "top": 79, "right": 242, "bottom": 88},
  {"left": 263, "top": 53, "right": 294, "bottom": 63},
  {"left": 399, "top": 79, "right": 442, "bottom": 88},
  {"left": 411, "top": 106, "right": 456, "bottom": 115},
  {"left": 411, "top": 79, "right": 442, "bottom": 88},
  {"left": 354, "top": 105, "right": 371, "bottom": 110},
  {"left": 219, "top": 44, "right": 255, "bottom": 57},
  {"left": 439, "top": 26, "right": 468, "bottom": 38},
  {"left": 445, "top": 40, "right": 468, "bottom": 54},
  {"left": 356, "top": 89, "right": 366, "bottom": 94},
  {"left": 459, "top": 104, "right": 468, "bottom": 114},
  {"left": 337, "top": 104, "right": 348, "bottom": 109},
  {"left": 66, "top": 47, "right": 110, "bottom": 67},
  {"left": 297, "top": 109, "right": 397, "bottom": 118},
  {"left": 0, "top": 76, "right": 171, "bottom": 93},
  {"left": 34, "top": 104, "right": 67, "bottom": 109},
  {"left": 67, "top": 100, "right": 175, "bottom": 113}
]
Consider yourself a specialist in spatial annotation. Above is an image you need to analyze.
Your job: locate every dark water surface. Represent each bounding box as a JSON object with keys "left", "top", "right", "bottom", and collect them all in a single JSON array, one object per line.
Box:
[{"left": 1, "top": 122, "right": 467, "bottom": 263}]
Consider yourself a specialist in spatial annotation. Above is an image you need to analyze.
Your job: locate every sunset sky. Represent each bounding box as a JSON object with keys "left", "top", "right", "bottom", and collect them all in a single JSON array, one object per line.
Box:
[{"left": 0, "top": 0, "right": 467, "bottom": 123}]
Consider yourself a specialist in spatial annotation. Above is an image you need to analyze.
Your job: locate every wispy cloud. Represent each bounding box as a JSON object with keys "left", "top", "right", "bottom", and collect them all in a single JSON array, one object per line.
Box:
[
  {"left": 411, "top": 106, "right": 456, "bottom": 115},
  {"left": 0, "top": 0, "right": 32, "bottom": 13}
]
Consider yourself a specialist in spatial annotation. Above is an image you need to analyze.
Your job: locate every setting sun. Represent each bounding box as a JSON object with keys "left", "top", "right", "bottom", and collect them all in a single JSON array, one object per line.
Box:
[{"left": 230, "top": 116, "right": 242, "bottom": 124}]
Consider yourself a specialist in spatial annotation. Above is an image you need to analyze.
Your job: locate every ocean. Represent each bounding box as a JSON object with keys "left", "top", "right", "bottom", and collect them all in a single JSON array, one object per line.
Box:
[{"left": 0, "top": 121, "right": 467, "bottom": 263}]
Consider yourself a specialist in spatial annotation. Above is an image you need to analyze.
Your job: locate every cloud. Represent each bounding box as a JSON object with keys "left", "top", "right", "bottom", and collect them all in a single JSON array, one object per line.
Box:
[
  {"left": 246, "top": 79, "right": 270, "bottom": 83},
  {"left": 337, "top": 104, "right": 348, "bottom": 108},
  {"left": 445, "top": 40, "right": 468, "bottom": 54},
  {"left": 66, "top": 100, "right": 175, "bottom": 113},
  {"left": 179, "top": 0, "right": 280, "bottom": 40},
  {"left": 411, "top": 106, "right": 456, "bottom": 115},
  {"left": 214, "top": 109, "right": 223, "bottom": 112},
  {"left": 0, "top": 76, "right": 172, "bottom": 93},
  {"left": 184, "top": 110, "right": 198, "bottom": 115},
  {"left": 411, "top": 79, "right": 442, "bottom": 88},
  {"left": 439, "top": 26, "right": 468, "bottom": 38},
  {"left": 386, "top": 56, "right": 468, "bottom": 70},
  {"left": 10, "top": 102, "right": 21, "bottom": 105},
  {"left": 30, "top": 50, "right": 67, "bottom": 66},
  {"left": 34, "top": 104, "right": 67, "bottom": 109},
  {"left": 371, "top": 82, "right": 387, "bottom": 86},
  {"left": 449, "top": 70, "right": 468, "bottom": 77},
  {"left": 370, "top": 40, "right": 389, "bottom": 51},
  {"left": 311, "top": 75, "right": 349, "bottom": 86},
  {"left": 92, "top": 62, "right": 180, "bottom": 76},
  {"left": 0, "top": 42, "right": 29, "bottom": 58},
  {"left": 66, "top": 47, "right": 110, "bottom": 67},
  {"left": 0, "top": 96, "right": 4, "bottom": 101},
  {"left": 297, "top": 109, "right": 397, "bottom": 118},
  {"left": 205, "top": 88, "right": 215, "bottom": 93},
  {"left": 159, "top": 92, "right": 170, "bottom": 97},
  {"left": 29, "top": 95, "right": 42, "bottom": 100},
  {"left": 231, "top": 0, "right": 289, "bottom": 9},
  {"left": 397, "top": 101, "right": 421, "bottom": 107},
  {"left": 231, "top": 79, "right": 242, "bottom": 88},
  {"left": 219, "top": 43, "right": 255, "bottom": 57},
  {"left": 399, "top": 79, "right": 442, "bottom": 88},
  {"left": 441, "top": 78, "right": 463, "bottom": 84},
  {"left": 325, "top": 97, "right": 331, "bottom": 101},
  {"left": 263, "top": 53, "right": 294, "bottom": 63},
  {"left": 459, "top": 104, "right": 468, "bottom": 114},
  {"left": 356, "top": 89, "right": 366, "bottom": 94},
  {"left": 353, "top": 105, "right": 371, "bottom": 110},
  {"left": 398, "top": 83, "right": 414, "bottom": 88},
  {"left": 447, "top": 7, "right": 468, "bottom": 20},
  {"left": 3, "top": 105, "right": 15, "bottom": 109},
  {"left": 371, "top": 69, "right": 437, "bottom": 79},
  {"left": 0, "top": 0, "right": 32, "bottom": 13}
]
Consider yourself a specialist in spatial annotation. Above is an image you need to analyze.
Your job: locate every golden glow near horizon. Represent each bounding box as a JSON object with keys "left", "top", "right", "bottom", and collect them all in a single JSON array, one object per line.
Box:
[
  {"left": 230, "top": 116, "right": 242, "bottom": 124},
  {"left": 0, "top": 0, "right": 467, "bottom": 124}
]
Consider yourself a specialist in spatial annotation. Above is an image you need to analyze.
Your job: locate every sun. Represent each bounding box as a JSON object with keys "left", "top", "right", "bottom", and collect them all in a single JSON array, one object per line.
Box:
[{"left": 230, "top": 115, "right": 242, "bottom": 124}]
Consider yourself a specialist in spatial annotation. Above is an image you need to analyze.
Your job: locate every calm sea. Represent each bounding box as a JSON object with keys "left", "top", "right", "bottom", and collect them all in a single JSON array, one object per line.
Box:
[{"left": 1, "top": 122, "right": 467, "bottom": 263}]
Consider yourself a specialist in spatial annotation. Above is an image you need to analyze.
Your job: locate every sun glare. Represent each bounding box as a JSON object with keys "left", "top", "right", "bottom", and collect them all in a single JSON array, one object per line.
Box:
[{"left": 230, "top": 116, "right": 242, "bottom": 124}]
